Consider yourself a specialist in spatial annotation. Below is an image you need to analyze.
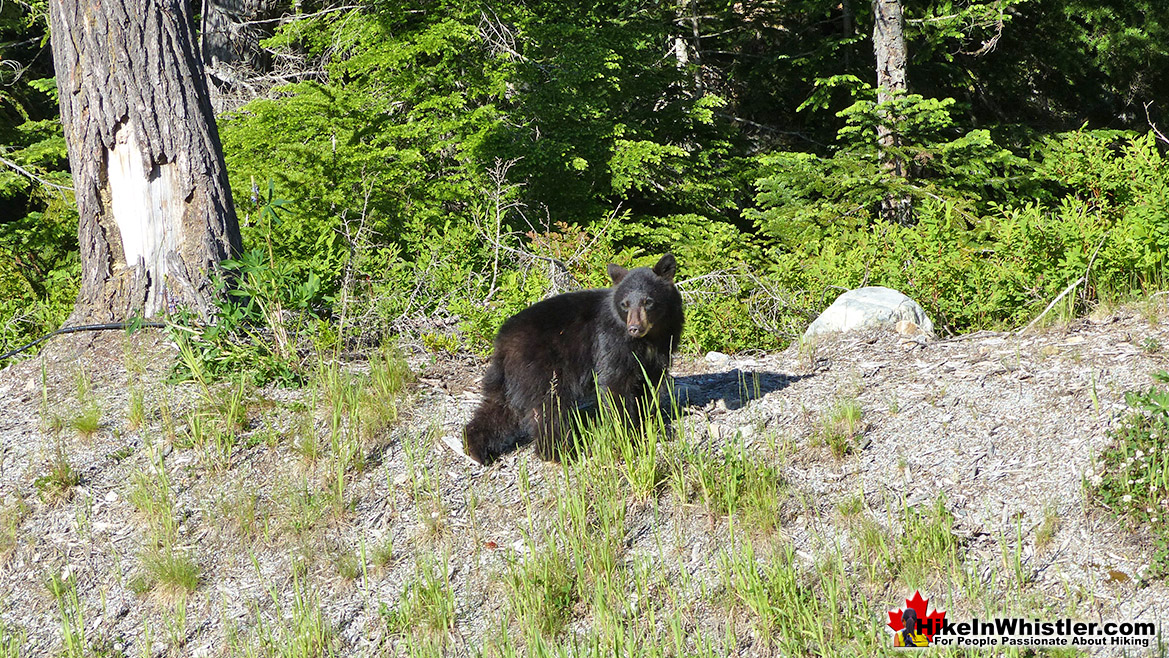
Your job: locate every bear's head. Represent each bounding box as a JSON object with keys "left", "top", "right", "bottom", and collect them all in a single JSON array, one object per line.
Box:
[{"left": 606, "top": 253, "right": 680, "bottom": 339}]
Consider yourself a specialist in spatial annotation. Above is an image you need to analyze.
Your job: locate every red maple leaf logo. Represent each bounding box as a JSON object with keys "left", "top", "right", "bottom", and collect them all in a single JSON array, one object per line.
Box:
[{"left": 887, "top": 591, "right": 947, "bottom": 642}]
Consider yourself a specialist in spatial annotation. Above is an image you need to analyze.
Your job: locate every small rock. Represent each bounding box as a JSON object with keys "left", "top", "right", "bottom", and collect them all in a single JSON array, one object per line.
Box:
[
  {"left": 895, "top": 320, "right": 922, "bottom": 335},
  {"left": 705, "top": 351, "right": 730, "bottom": 365},
  {"left": 689, "top": 541, "right": 703, "bottom": 568},
  {"left": 737, "top": 425, "right": 755, "bottom": 439},
  {"left": 108, "top": 602, "right": 130, "bottom": 620},
  {"left": 104, "top": 490, "right": 118, "bottom": 503}
]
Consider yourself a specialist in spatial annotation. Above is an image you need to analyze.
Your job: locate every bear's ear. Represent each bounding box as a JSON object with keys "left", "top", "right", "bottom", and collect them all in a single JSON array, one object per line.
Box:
[
  {"left": 607, "top": 263, "right": 629, "bottom": 284},
  {"left": 653, "top": 253, "right": 677, "bottom": 283}
]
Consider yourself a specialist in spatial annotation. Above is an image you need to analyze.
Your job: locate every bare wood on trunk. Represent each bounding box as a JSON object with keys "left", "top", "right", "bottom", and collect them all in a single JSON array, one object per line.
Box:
[{"left": 49, "top": 0, "right": 242, "bottom": 323}]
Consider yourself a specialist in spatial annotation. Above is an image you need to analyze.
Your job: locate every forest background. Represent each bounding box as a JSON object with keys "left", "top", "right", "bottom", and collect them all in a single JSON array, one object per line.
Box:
[{"left": 2, "top": 0, "right": 1168, "bottom": 364}]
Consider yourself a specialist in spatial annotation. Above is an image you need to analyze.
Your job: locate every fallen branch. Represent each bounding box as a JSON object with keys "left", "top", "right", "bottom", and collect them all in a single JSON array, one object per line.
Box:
[
  {"left": 1017, "top": 276, "right": 1085, "bottom": 335},
  {"left": 1016, "top": 232, "right": 1108, "bottom": 335},
  {"left": 1145, "top": 101, "right": 1169, "bottom": 146},
  {"left": 238, "top": 5, "right": 364, "bottom": 26},
  {"left": 0, "top": 154, "right": 74, "bottom": 195}
]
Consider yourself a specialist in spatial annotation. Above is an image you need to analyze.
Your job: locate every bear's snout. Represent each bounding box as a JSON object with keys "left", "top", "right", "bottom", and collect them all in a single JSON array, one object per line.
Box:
[{"left": 626, "top": 305, "right": 652, "bottom": 337}]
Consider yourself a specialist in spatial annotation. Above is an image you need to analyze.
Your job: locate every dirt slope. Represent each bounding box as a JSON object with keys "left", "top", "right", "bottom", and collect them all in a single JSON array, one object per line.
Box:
[{"left": 0, "top": 307, "right": 1166, "bottom": 656}]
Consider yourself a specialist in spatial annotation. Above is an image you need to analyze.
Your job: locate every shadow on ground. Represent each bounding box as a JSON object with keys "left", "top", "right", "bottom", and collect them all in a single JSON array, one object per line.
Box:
[{"left": 672, "top": 369, "right": 805, "bottom": 410}]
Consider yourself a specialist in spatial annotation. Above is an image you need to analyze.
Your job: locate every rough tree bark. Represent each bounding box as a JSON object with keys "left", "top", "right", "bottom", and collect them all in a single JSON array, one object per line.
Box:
[
  {"left": 201, "top": 0, "right": 282, "bottom": 112},
  {"left": 203, "top": 0, "right": 260, "bottom": 68},
  {"left": 49, "top": 0, "right": 242, "bottom": 323},
  {"left": 872, "top": 0, "right": 908, "bottom": 157},
  {"left": 871, "top": 0, "right": 912, "bottom": 223},
  {"left": 670, "top": 0, "right": 702, "bottom": 92}
]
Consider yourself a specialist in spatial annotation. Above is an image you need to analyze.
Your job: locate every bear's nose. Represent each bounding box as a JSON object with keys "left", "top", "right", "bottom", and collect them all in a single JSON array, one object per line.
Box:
[{"left": 628, "top": 325, "right": 644, "bottom": 337}]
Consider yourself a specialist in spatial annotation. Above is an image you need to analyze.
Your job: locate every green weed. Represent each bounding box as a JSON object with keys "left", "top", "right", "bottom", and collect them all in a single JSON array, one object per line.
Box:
[
  {"left": 1090, "top": 372, "right": 1169, "bottom": 578},
  {"left": 688, "top": 441, "right": 786, "bottom": 534},
  {"left": 1036, "top": 501, "right": 1061, "bottom": 550},
  {"left": 370, "top": 534, "right": 394, "bottom": 570},
  {"left": 127, "top": 385, "right": 146, "bottom": 430},
  {"left": 0, "top": 619, "right": 23, "bottom": 658},
  {"left": 382, "top": 556, "right": 456, "bottom": 639},
  {"left": 139, "top": 547, "right": 200, "bottom": 595},
  {"left": 34, "top": 444, "right": 80, "bottom": 504},
  {"left": 719, "top": 537, "right": 884, "bottom": 653},
  {"left": 897, "top": 494, "right": 961, "bottom": 586},
  {"left": 817, "top": 396, "right": 864, "bottom": 458},
  {"left": 213, "top": 480, "right": 263, "bottom": 541},
  {"left": 505, "top": 543, "right": 577, "bottom": 640},
  {"left": 252, "top": 571, "right": 338, "bottom": 657},
  {"left": 127, "top": 443, "right": 176, "bottom": 543},
  {"left": 68, "top": 402, "right": 101, "bottom": 439},
  {"left": 0, "top": 496, "right": 27, "bottom": 560}
]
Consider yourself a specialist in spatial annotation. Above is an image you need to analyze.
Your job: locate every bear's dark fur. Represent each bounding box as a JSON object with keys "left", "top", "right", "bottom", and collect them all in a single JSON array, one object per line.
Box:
[{"left": 463, "top": 254, "right": 684, "bottom": 465}]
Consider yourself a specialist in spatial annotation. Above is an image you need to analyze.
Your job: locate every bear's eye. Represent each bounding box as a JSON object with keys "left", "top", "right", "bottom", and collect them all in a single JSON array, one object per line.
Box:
[
  {"left": 644, "top": 298, "right": 654, "bottom": 309},
  {"left": 619, "top": 299, "right": 630, "bottom": 310}
]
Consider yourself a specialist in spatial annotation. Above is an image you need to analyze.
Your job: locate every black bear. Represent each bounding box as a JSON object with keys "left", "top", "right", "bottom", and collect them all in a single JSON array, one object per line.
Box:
[{"left": 463, "top": 254, "right": 684, "bottom": 465}]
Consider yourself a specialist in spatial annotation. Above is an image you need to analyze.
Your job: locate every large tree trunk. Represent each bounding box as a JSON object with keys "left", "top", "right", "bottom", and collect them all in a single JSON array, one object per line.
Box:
[
  {"left": 871, "top": 0, "right": 912, "bottom": 223},
  {"left": 201, "top": 0, "right": 281, "bottom": 113},
  {"left": 872, "top": 0, "right": 908, "bottom": 154},
  {"left": 49, "top": 0, "right": 242, "bottom": 323}
]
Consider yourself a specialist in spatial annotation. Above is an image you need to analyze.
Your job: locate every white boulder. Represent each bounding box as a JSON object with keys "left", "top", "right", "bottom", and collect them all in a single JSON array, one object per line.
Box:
[{"left": 804, "top": 286, "right": 934, "bottom": 339}]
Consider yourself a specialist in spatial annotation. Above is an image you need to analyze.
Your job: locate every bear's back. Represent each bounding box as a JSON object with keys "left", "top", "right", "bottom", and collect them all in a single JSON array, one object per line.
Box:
[
  {"left": 492, "top": 288, "right": 614, "bottom": 401},
  {"left": 496, "top": 288, "right": 613, "bottom": 341}
]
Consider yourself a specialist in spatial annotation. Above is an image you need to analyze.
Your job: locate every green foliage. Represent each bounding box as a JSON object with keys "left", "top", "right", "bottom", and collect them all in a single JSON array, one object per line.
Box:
[
  {"left": 169, "top": 248, "right": 330, "bottom": 386},
  {"left": 4, "top": 0, "right": 1169, "bottom": 361},
  {"left": 749, "top": 90, "right": 1031, "bottom": 249},
  {"left": 0, "top": 1, "right": 77, "bottom": 358},
  {"left": 214, "top": 2, "right": 753, "bottom": 354},
  {"left": 1092, "top": 371, "right": 1169, "bottom": 579},
  {"left": 753, "top": 126, "right": 1168, "bottom": 336}
]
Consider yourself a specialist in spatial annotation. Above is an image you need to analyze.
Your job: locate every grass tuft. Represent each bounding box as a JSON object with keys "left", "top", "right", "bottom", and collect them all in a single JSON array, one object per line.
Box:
[
  {"left": 127, "top": 386, "right": 146, "bottom": 430},
  {"left": 505, "top": 542, "right": 578, "bottom": 641},
  {"left": 687, "top": 441, "right": 786, "bottom": 534},
  {"left": 34, "top": 445, "right": 80, "bottom": 504},
  {"left": 139, "top": 547, "right": 200, "bottom": 595},
  {"left": 68, "top": 404, "right": 101, "bottom": 439},
  {"left": 253, "top": 573, "right": 338, "bottom": 657},
  {"left": 817, "top": 396, "right": 865, "bottom": 458},
  {"left": 897, "top": 494, "right": 962, "bottom": 585},
  {"left": 382, "top": 556, "right": 456, "bottom": 640},
  {"left": 1035, "top": 501, "right": 1061, "bottom": 550}
]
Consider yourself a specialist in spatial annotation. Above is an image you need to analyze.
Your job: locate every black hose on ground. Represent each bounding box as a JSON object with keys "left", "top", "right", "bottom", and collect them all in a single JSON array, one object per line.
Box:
[{"left": 0, "top": 322, "right": 169, "bottom": 361}]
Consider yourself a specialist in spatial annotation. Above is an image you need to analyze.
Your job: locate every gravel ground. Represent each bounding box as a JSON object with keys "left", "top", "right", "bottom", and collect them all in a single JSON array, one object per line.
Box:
[{"left": 0, "top": 306, "right": 1167, "bottom": 656}]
